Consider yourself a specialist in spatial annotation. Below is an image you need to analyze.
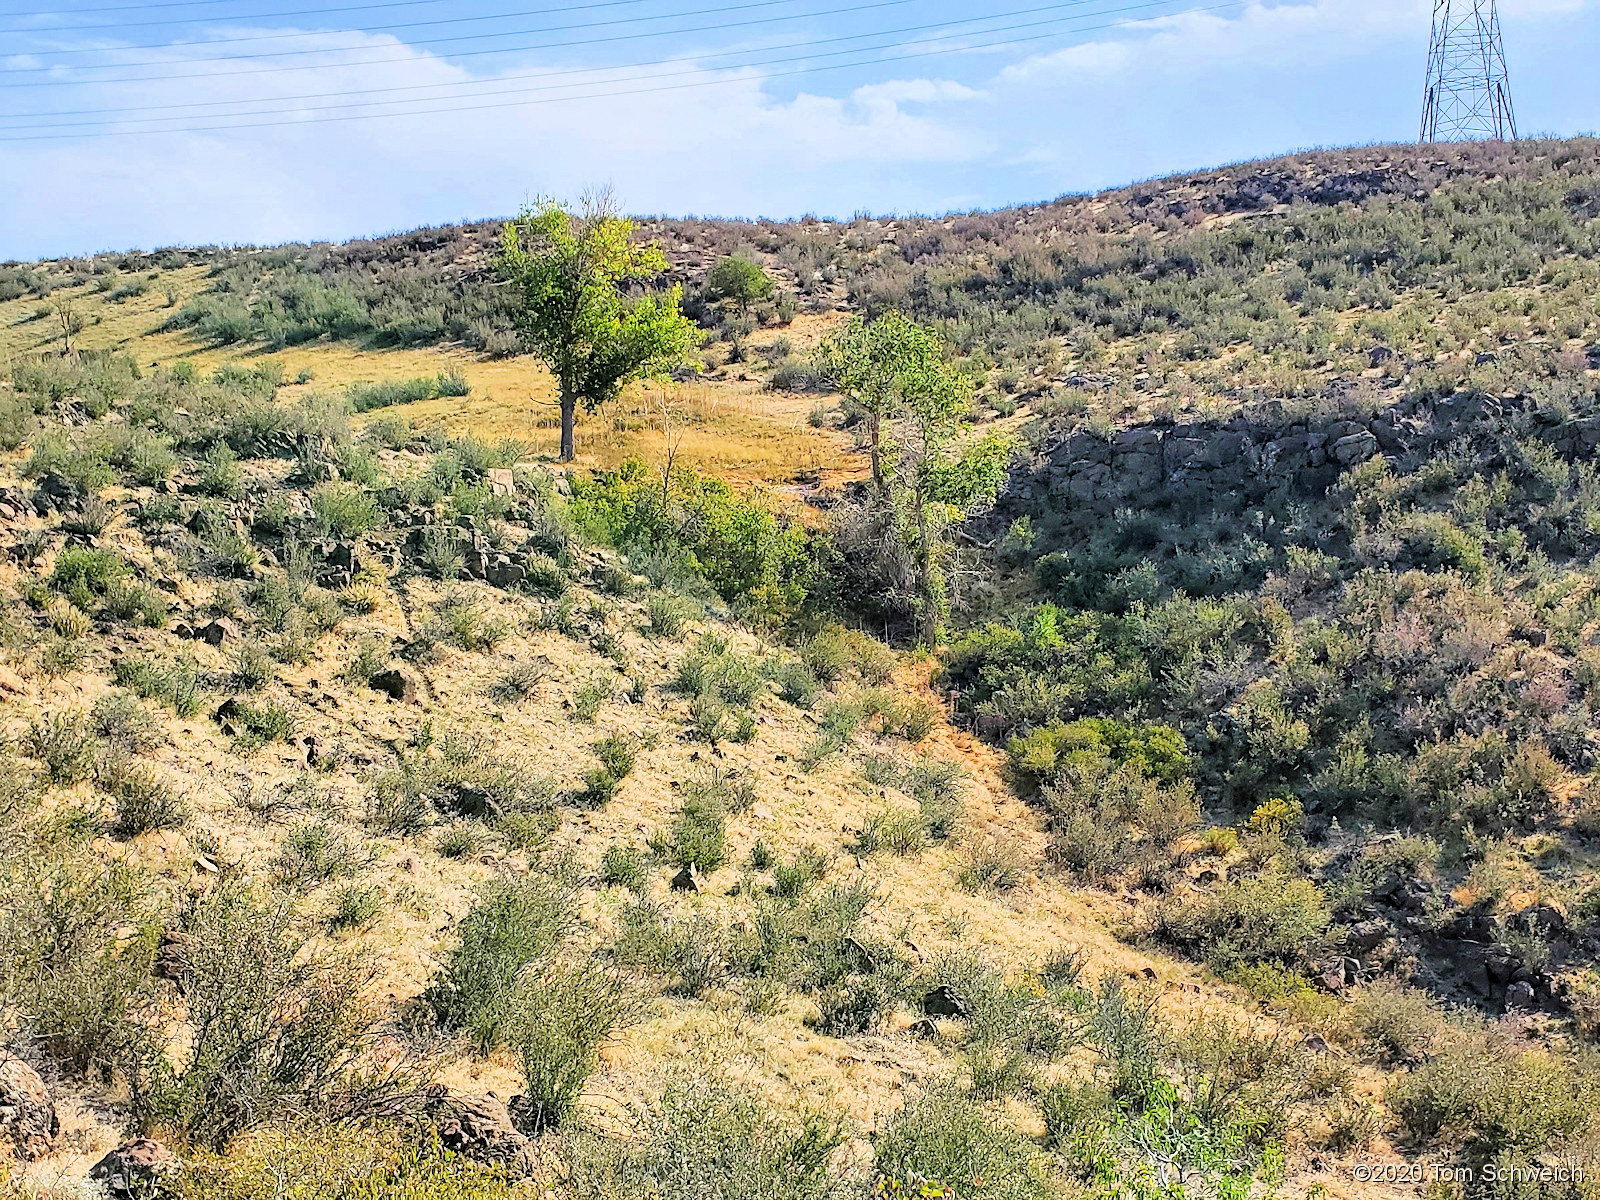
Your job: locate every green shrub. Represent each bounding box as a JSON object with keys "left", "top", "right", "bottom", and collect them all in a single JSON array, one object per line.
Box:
[
  {"left": 1151, "top": 869, "right": 1333, "bottom": 971},
  {"left": 857, "top": 808, "right": 926, "bottom": 856},
  {"left": 27, "top": 710, "right": 97, "bottom": 784},
  {"left": 327, "top": 883, "right": 385, "bottom": 933},
  {"left": 561, "top": 1077, "right": 851, "bottom": 1200},
  {"left": 48, "top": 546, "right": 127, "bottom": 611},
  {"left": 600, "top": 844, "right": 645, "bottom": 890},
  {"left": 802, "top": 625, "right": 894, "bottom": 687},
  {"left": 1387, "top": 1031, "right": 1599, "bottom": 1161},
  {"left": 646, "top": 592, "right": 699, "bottom": 638},
  {"left": 1007, "top": 717, "right": 1189, "bottom": 796},
  {"left": 273, "top": 820, "right": 363, "bottom": 885},
  {"left": 430, "top": 592, "right": 508, "bottom": 652},
  {"left": 309, "top": 482, "right": 379, "bottom": 538},
  {"left": 91, "top": 691, "right": 163, "bottom": 754},
  {"left": 769, "top": 660, "right": 821, "bottom": 708},
  {"left": 871, "top": 1088, "right": 1049, "bottom": 1200},
  {"left": 198, "top": 443, "right": 244, "bottom": 499},
  {"left": 664, "top": 786, "right": 727, "bottom": 873},
  {"left": 114, "top": 656, "right": 204, "bottom": 716},
  {"left": 508, "top": 956, "right": 636, "bottom": 1132},
  {"left": 423, "top": 873, "right": 577, "bottom": 1050},
  {"left": 126, "top": 884, "right": 374, "bottom": 1151},
  {"left": 0, "top": 847, "right": 159, "bottom": 1075},
  {"left": 111, "top": 767, "right": 190, "bottom": 836}
]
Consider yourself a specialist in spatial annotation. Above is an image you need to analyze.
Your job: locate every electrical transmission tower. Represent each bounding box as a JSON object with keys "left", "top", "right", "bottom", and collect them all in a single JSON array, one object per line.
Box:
[{"left": 1420, "top": 0, "right": 1517, "bottom": 143}]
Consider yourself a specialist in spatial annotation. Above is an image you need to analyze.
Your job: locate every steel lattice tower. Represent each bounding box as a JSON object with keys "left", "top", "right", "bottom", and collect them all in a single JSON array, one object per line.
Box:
[{"left": 1420, "top": 0, "right": 1517, "bottom": 142}]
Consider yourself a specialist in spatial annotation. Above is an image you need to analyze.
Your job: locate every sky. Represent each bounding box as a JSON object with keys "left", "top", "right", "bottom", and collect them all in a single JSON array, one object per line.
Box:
[{"left": 1, "top": 0, "right": 1598, "bottom": 260}]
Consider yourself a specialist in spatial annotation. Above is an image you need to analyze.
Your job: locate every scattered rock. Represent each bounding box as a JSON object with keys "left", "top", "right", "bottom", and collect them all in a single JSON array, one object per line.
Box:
[
  {"left": 486, "top": 468, "right": 516, "bottom": 497},
  {"left": 1346, "top": 918, "right": 1390, "bottom": 954},
  {"left": 425, "top": 1087, "right": 532, "bottom": 1174},
  {"left": 670, "top": 864, "right": 706, "bottom": 893},
  {"left": 90, "top": 1139, "right": 179, "bottom": 1198},
  {"left": 194, "top": 617, "right": 239, "bottom": 646},
  {"left": 921, "top": 985, "right": 973, "bottom": 1019},
  {"left": 368, "top": 668, "right": 417, "bottom": 703},
  {"left": 0, "top": 1052, "right": 58, "bottom": 1160},
  {"left": 909, "top": 1017, "right": 940, "bottom": 1039},
  {"left": 1505, "top": 980, "right": 1537, "bottom": 1011}
]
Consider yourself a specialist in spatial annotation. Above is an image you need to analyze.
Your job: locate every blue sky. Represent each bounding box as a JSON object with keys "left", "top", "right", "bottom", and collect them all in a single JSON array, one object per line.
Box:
[{"left": 2, "top": 0, "right": 1597, "bottom": 259}]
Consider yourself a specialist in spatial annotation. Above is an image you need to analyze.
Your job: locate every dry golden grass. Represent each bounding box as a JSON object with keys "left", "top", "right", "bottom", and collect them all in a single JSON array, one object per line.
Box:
[{"left": 0, "top": 272, "right": 859, "bottom": 491}]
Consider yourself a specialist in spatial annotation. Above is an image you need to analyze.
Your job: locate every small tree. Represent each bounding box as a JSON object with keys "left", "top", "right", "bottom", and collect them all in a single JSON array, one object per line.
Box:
[
  {"left": 819, "top": 311, "right": 1011, "bottom": 645},
  {"left": 704, "top": 255, "right": 773, "bottom": 314},
  {"left": 496, "top": 192, "right": 694, "bottom": 462}
]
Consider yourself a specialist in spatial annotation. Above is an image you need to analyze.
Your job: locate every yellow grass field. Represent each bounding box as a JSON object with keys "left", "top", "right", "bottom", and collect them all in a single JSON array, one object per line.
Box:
[{"left": 0, "top": 272, "right": 860, "bottom": 493}]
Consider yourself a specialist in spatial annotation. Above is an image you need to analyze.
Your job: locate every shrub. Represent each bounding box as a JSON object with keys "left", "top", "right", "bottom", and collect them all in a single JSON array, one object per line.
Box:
[
  {"left": 91, "top": 691, "right": 163, "bottom": 754},
  {"left": 664, "top": 786, "right": 727, "bottom": 873},
  {"left": 101, "top": 579, "right": 169, "bottom": 628},
  {"left": 114, "top": 656, "right": 204, "bottom": 716},
  {"left": 646, "top": 592, "right": 699, "bottom": 638},
  {"left": 111, "top": 767, "right": 190, "bottom": 836},
  {"left": 1, "top": 847, "right": 159, "bottom": 1076},
  {"left": 1151, "top": 869, "right": 1333, "bottom": 971},
  {"left": 273, "top": 820, "right": 363, "bottom": 885},
  {"left": 802, "top": 625, "right": 894, "bottom": 687},
  {"left": 233, "top": 640, "right": 278, "bottom": 691},
  {"left": 770, "top": 660, "right": 821, "bottom": 708},
  {"left": 508, "top": 956, "right": 636, "bottom": 1132},
  {"left": 198, "top": 443, "right": 244, "bottom": 499},
  {"left": 310, "top": 482, "right": 379, "bottom": 538},
  {"left": 1387, "top": 1031, "right": 1599, "bottom": 1161},
  {"left": 871, "top": 1087, "right": 1049, "bottom": 1200},
  {"left": 126, "top": 884, "right": 374, "bottom": 1151},
  {"left": 27, "top": 711, "right": 96, "bottom": 783},
  {"left": 48, "top": 546, "right": 127, "bottom": 611},
  {"left": 423, "top": 873, "right": 577, "bottom": 1050},
  {"left": 327, "top": 884, "right": 385, "bottom": 934},
  {"left": 857, "top": 808, "right": 926, "bottom": 856},
  {"left": 600, "top": 844, "right": 645, "bottom": 890},
  {"left": 561, "top": 1077, "right": 851, "bottom": 1200},
  {"left": 488, "top": 660, "right": 545, "bottom": 702},
  {"left": 1007, "top": 717, "right": 1189, "bottom": 796},
  {"left": 430, "top": 592, "right": 509, "bottom": 652}
]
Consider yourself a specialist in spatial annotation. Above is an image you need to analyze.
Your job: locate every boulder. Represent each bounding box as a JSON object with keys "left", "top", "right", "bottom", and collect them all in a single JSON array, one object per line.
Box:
[
  {"left": 425, "top": 1087, "right": 532, "bottom": 1174},
  {"left": 90, "top": 1139, "right": 179, "bottom": 1198},
  {"left": 1345, "top": 919, "right": 1390, "bottom": 954},
  {"left": 0, "top": 1052, "right": 58, "bottom": 1161},
  {"left": 194, "top": 617, "right": 239, "bottom": 646},
  {"left": 670, "top": 864, "right": 706, "bottom": 893},
  {"left": 1504, "top": 981, "right": 1537, "bottom": 1011},
  {"left": 486, "top": 468, "right": 516, "bottom": 497},
  {"left": 922, "top": 985, "right": 973, "bottom": 1019},
  {"left": 369, "top": 668, "right": 417, "bottom": 703}
]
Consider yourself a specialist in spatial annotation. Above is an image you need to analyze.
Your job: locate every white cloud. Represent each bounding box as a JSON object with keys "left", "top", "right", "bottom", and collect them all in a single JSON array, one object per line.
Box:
[{"left": 2, "top": 0, "right": 1597, "bottom": 257}]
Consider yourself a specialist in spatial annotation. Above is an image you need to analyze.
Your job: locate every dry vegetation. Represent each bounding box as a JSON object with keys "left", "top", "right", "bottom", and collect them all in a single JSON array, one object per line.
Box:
[{"left": 4, "top": 138, "right": 1600, "bottom": 1200}]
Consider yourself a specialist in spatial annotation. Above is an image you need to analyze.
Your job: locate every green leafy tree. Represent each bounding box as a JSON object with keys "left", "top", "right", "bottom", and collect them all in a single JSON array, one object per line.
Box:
[
  {"left": 704, "top": 255, "right": 774, "bottom": 314},
  {"left": 496, "top": 192, "right": 694, "bottom": 462},
  {"left": 820, "top": 311, "right": 1011, "bottom": 645}
]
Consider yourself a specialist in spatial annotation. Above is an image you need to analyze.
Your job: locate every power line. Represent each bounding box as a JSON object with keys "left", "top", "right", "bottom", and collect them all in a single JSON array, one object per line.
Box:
[
  {"left": 0, "top": 1, "right": 1245, "bottom": 141},
  {"left": 6, "top": 0, "right": 481, "bottom": 34},
  {"left": 16, "top": 0, "right": 815, "bottom": 58},
  {"left": 5, "top": 0, "right": 1109, "bottom": 119},
  {"left": 6, "top": 6, "right": 1125, "bottom": 130},
  {"left": 2, "top": 0, "right": 923, "bottom": 79}
]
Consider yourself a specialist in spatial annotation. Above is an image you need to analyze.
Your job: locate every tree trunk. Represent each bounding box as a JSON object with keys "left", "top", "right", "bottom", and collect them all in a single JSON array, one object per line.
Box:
[
  {"left": 915, "top": 495, "right": 939, "bottom": 648},
  {"left": 558, "top": 387, "right": 577, "bottom": 463},
  {"left": 868, "top": 412, "right": 884, "bottom": 493}
]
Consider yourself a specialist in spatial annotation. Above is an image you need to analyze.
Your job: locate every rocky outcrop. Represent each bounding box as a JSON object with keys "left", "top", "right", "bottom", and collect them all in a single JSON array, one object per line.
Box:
[
  {"left": 423, "top": 1087, "right": 533, "bottom": 1175},
  {"left": 993, "top": 390, "right": 1600, "bottom": 533},
  {"left": 90, "top": 1139, "right": 179, "bottom": 1198},
  {"left": 0, "top": 1053, "right": 58, "bottom": 1161}
]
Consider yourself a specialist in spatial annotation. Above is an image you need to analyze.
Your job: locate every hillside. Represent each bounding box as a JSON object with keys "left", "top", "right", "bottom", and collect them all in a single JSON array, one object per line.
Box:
[{"left": 3, "top": 138, "right": 1600, "bottom": 1200}]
